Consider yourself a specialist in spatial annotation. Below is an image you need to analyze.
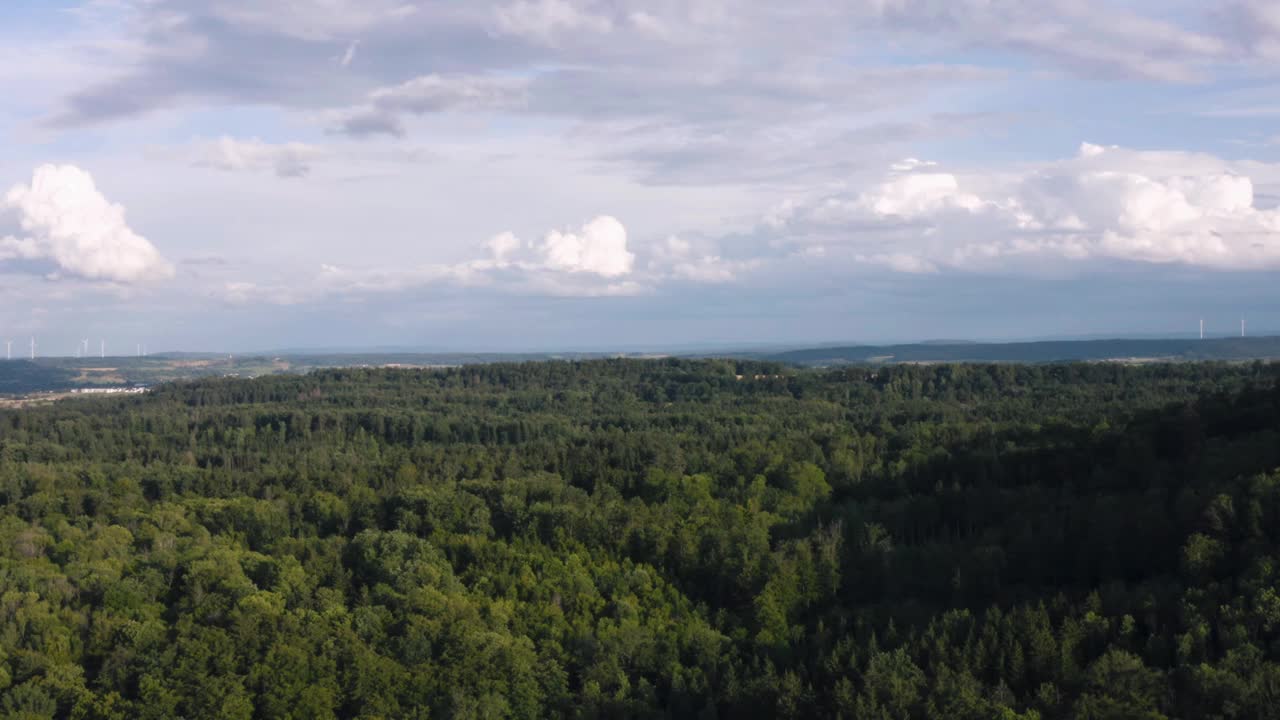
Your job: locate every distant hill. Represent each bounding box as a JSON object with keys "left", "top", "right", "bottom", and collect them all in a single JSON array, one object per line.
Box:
[
  {"left": 279, "top": 352, "right": 610, "bottom": 366},
  {"left": 7, "top": 338, "right": 1280, "bottom": 396},
  {"left": 749, "top": 336, "right": 1280, "bottom": 366},
  {"left": 0, "top": 352, "right": 617, "bottom": 396},
  {"left": 0, "top": 361, "right": 77, "bottom": 394}
]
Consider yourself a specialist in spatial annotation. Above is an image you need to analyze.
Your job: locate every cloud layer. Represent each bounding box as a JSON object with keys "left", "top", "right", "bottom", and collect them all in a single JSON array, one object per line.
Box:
[
  {"left": 6, "top": 1, "right": 1280, "bottom": 350},
  {"left": 209, "top": 140, "right": 1280, "bottom": 313},
  {"left": 1, "top": 165, "right": 173, "bottom": 283},
  {"left": 49, "top": 0, "right": 1253, "bottom": 124},
  {"left": 44, "top": 0, "right": 1260, "bottom": 188}
]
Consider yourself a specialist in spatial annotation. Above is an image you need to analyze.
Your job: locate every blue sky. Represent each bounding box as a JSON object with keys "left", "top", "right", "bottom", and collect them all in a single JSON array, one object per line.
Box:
[{"left": 1, "top": 0, "right": 1279, "bottom": 353}]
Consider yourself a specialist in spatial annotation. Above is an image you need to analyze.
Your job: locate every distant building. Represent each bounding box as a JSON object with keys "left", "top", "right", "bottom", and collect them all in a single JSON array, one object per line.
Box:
[{"left": 70, "top": 387, "right": 150, "bottom": 395}]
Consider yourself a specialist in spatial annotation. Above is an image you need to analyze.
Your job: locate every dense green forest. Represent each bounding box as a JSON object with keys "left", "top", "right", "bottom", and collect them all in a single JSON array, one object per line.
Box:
[{"left": 2, "top": 359, "right": 1280, "bottom": 718}]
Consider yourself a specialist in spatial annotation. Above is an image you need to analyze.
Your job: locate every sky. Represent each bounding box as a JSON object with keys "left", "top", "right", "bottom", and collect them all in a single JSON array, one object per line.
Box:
[{"left": 2, "top": 0, "right": 1280, "bottom": 353}]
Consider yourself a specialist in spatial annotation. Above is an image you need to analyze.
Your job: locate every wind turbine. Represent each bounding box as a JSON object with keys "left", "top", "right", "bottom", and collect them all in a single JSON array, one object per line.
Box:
[
  {"left": 29, "top": 336, "right": 35, "bottom": 360},
  {"left": 5, "top": 340, "right": 10, "bottom": 360},
  {"left": 100, "top": 339, "right": 105, "bottom": 358}
]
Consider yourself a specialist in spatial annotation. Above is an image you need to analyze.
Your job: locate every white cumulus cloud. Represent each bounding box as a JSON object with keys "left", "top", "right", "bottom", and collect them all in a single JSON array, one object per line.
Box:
[
  {"left": 488, "top": 215, "right": 635, "bottom": 277},
  {"left": 540, "top": 215, "right": 634, "bottom": 277},
  {"left": 1, "top": 165, "right": 173, "bottom": 283},
  {"left": 860, "top": 172, "right": 985, "bottom": 217},
  {"left": 769, "top": 143, "right": 1280, "bottom": 272},
  {"left": 484, "top": 231, "right": 523, "bottom": 264}
]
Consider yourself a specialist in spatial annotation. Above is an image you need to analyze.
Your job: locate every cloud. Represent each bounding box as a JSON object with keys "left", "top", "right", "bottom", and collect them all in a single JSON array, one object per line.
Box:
[
  {"left": 649, "top": 235, "right": 750, "bottom": 283},
  {"left": 332, "top": 73, "right": 530, "bottom": 137},
  {"left": 48, "top": 0, "right": 1222, "bottom": 196},
  {"left": 1222, "top": 0, "right": 1280, "bottom": 61},
  {"left": 890, "top": 158, "right": 938, "bottom": 173},
  {"left": 494, "top": 0, "right": 614, "bottom": 44},
  {"left": 859, "top": 172, "right": 985, "bottom": 217},
  {"left": 217, "top": 141, "right": 1280, "bottom": 312},
  {"left": 45, "top": 0, "right": 444, "bottom": 127},
  {"left": 216, "top": 261, "right": 491, "bottom": 306},
  {"left": 487, "top": 215, "right": 635, "bottom": 277},
  {"left": 191, "top": 136, "right": 324, "bottom": 177},
  {"left": 48, "top": 0, "right": 1232, "bottom": 135},
  {"left": 174, "top": 0, "right": 418, "bottom": 43},
  {"left": 339, "top": 40, "right": 359, "bottom": 68},
  {"left": 767, "top": 143, "right": 1280, "bottom": 272},
  {"left": 558, "top": 69, "right": 1003, "bottom": 185},
  {"left": 281, "top": 213, "right": 770, "bottom": 305},
  {"left": 334, "top": 109, "right": 408, "bottom": 138},
  {"left": 855, "top": 252, "right": 938, "bottom": 274},
  {"left": 484, "top": 231, "right": 523, "bottom": 264},
  {"left": 1, "top": 165, "right": 173, "bottom": 283},
  {"left": 220, "top": 215, "right": 646, "bottom": 307},
  {"left": 540, "top": 216, "right": 634, "bottom": 276},
  {"left": 864, "top": 0, "right": 1226, "bottom": 82}
]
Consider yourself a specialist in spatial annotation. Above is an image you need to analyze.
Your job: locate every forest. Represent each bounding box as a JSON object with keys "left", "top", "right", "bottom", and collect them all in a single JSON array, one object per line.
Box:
[{"left": 2, "top": 358, "right": 1280, "bottom": 718}]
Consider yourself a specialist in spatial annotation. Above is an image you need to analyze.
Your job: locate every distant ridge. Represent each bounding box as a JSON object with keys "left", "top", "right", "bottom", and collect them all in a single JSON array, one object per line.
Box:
[
  {"left": 743, "top": 336, "right": 1280, "bottom": 366},
  {"left": 6, "top": 337, "right": 1280, "bottom": 397}
]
